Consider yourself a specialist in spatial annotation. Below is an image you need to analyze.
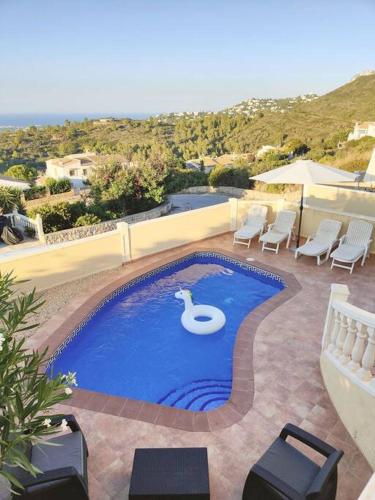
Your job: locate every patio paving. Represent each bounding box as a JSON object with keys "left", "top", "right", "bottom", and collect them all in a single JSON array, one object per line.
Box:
[{"left": 31, "top": 233, "right": 375, "bottom": 499}]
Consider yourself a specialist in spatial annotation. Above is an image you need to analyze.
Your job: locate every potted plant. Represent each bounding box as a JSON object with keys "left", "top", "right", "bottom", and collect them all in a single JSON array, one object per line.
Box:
[{"left": 0, "top": 273, "right": 76, "bottom": 497}]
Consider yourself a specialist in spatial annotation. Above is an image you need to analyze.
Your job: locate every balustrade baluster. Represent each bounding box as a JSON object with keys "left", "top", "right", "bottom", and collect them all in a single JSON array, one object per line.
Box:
[
  {"left": 327, "top": 309, "right": 340, "bottom": 352},
  {"left": 340, "top": 318, "right": 357, "bottom": 365},
  {"left": 348, "top": 322, "right": 367, "bottom": 372},
  {"left": 334, "top": 312, "right": 348, "bottom": 358},
  {"left": 358, "top": 327, "right": 375, "bottom": 382}
]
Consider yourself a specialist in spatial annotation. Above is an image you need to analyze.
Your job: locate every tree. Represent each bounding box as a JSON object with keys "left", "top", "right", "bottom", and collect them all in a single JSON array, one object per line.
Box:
[
  {"left": 5, "top": 164, "right": 37, "bottom": 183},
  {"left": 0, "top": 273, "right": 75, "bottom": 492}
]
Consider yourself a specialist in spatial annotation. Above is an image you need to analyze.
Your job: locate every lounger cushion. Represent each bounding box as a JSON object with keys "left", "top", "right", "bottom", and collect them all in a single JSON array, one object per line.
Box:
[
  {"left": 330, "top": 243, "right": 365, "bottom": 263},
  {"left": 32, "top": 432, "right": 86, "bottom": 478},
  {"left": 234, "top": 225, "right": 262, "bottom": 239},
  {"left": 260, "top": 230, "right": 287, "bottom": 245},
  {"left": 297, "top": 240, "right": 329, "bottom": 257},
  {"left": 256, "top": 437, "right": 320, "bottom": 495}
]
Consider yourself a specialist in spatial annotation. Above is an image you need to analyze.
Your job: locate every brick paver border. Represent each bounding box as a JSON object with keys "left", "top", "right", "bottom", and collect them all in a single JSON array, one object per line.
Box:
[{"left": 39, "top": 247, "right": 301, "bottom": 431}]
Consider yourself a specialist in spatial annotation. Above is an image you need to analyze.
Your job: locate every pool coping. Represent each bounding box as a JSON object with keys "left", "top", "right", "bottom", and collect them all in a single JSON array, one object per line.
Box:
[{"left": 38, "top": 247, "right": 302, "bottom": 432}]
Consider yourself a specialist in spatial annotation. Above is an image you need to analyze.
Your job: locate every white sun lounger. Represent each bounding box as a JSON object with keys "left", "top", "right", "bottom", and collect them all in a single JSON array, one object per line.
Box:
[
  {"left": 233, "top": 204, "right": 268, "bottom": 248},
  {"left": 295, "top": 219, "right": 342, "bottom": 265},
  {"left": 259, "top": 210, "right": 296, "bottom": 254},
  {"left": 330, "top": 219, "right": 373, "bottom": 273}
]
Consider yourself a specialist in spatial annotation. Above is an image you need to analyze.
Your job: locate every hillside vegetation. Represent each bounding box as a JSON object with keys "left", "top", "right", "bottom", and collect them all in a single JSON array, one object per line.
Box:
[{"left": 0, "top": 74, "right": 374, "bottom": 174}]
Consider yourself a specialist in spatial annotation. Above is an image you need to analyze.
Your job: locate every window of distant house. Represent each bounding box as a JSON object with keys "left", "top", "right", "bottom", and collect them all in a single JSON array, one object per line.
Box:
[
  {"left": 69, "top": 169, "right": 74, "bottom": 176},
  {"left": 82, "top": 169, "right": 87, "bottom": 176}
]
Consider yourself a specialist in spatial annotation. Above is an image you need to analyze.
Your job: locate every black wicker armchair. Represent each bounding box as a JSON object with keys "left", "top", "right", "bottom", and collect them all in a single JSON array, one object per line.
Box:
[
  {"left": 243, "top": 423, "right": 343, "bottom": 500},
  {"left": 8, "top": 414, "right": 89, "bottom": 500}
]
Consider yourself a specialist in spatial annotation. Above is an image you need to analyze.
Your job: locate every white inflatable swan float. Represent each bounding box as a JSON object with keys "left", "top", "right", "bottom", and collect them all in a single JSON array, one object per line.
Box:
[{"left": 174, "top": 289, "right": 226, "bottom": 335}]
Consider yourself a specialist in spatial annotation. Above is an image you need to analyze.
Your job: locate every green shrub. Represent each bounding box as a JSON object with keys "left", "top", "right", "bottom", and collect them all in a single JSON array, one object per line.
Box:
[
  {"left": 24, "top": 226, "right": 36, "bottom": 238},
  {"left": 28, "top": 201, "right": 85, "bottom": 233},
  {"left": 0, "top": 187, "right": 25, "bottom": 214},
  {"left": 5, "top": 164, "right": 38, "bottom": 182},
  {"left": 24, "top": 185, "right": 47, "bottom": 200},
  {"left": 0, "top": 273, "right": 75, "bottom": 491},
  {"left": 74, "top": 214, "right": 101, "bottom": 227},
  {"left": 45, "top": 177, "right": 72, "bottom": 194},
  {"left": 165, "top": 168, "right": 208, "bottom": 193},
  {"left": 208, "top": 166, "right": 249, "bottom": 188},
  {"left": 28, "top": 202, "right": 72, "bottom": 233}
]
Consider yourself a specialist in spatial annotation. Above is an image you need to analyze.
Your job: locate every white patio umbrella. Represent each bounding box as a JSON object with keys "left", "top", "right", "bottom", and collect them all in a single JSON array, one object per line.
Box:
[{"left": 250, "top": 160, "right": 358, "bottom": 248}]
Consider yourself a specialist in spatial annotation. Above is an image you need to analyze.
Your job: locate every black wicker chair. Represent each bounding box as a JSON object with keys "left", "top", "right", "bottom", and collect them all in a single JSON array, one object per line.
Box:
[
  {"left": 8, "top": 415, "right": 89, "bottom": 500},
  {"left": 243, "top": 423, "right": 343, "bottom": 500}
]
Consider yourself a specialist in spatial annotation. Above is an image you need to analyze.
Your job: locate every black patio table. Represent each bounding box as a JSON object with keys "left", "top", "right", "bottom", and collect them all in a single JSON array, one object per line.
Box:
[{"left": 129, "top": 447, "right": 210, "bottom": 499}]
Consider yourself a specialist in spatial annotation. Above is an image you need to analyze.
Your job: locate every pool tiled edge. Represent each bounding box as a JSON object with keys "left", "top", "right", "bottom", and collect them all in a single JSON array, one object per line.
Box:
[{"left": 38, "top": 247, "right": 302, "bottom": 432}]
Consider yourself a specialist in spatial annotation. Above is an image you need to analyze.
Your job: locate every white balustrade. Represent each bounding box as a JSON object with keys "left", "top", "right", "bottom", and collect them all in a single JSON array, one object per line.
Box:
[
  {"left": 4, "top": 209, "right": 45, "bottom": 242},
  {"left": 323, "top": 284, "right": 375, "bottom": 394}
]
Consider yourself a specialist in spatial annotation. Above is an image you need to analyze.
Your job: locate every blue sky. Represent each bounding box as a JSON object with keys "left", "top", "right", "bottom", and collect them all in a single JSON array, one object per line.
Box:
[{"left": 1, "top": 0, "right": 374, "bottom": 114}]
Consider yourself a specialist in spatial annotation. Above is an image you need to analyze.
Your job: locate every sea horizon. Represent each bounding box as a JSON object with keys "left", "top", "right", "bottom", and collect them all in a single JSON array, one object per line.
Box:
[{"left": 0, "top": 112, "right": 156, "bottom": 129}]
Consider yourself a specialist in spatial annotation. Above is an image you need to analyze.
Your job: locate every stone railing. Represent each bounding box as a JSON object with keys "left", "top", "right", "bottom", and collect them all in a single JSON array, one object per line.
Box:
[
  {"left": 5, "top": 209, "right": 45, "bottom": 242},
  {"left": 322, "top": 284, "right": 375, "bottom": 389},
  {"left": 44, "top": 201, "right": 172, "bottom": 244},
  {"left": 321, "top": 284, "right": 375, "bottom": 468}
]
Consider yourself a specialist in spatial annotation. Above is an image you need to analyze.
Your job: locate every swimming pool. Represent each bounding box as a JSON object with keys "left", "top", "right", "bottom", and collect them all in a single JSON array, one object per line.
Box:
[{"left": 48, "top": 252, "right": 285, "bottom": 412}]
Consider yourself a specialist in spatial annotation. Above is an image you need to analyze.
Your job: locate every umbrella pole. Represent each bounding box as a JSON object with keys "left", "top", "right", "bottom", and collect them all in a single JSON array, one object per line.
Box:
[{"left": 296, "top": 184, "right": 304, "bottom": 249}]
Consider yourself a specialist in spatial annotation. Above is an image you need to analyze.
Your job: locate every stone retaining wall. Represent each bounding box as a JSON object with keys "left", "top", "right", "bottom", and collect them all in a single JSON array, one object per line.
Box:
[
  {"left": 178, "top": 185, "right": 300, "bottom": 201},
  {"left": 45, "top": 201, "right": 172, "bottom": 244}
]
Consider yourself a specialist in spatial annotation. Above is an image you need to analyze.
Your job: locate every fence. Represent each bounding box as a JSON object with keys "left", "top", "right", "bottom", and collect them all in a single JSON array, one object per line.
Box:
[
  {"left": 321, "top": 284, "right": 375, "bottom": 469},
  {"left": 5, "top": 209, "right": 45, "bottom": 243}
]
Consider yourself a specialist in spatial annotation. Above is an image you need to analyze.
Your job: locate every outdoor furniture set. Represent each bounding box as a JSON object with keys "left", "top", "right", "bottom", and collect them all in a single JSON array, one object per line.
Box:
[{"left": 233, "top": 204, "right": 373, "bottom": 273}]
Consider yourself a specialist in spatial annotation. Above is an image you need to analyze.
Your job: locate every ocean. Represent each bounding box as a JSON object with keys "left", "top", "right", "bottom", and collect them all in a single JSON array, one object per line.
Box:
[{"left": 0, "top": 112, "right": 154, "bottom": 130}]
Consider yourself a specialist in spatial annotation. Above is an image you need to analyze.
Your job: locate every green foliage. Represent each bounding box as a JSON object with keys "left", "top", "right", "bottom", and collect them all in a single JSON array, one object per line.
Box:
[
  {"left": 165, "top": 168, "right": 208, "bottom": 193},
  {"left": 24, "top": 185, "right": 47, "bottom": 201},
  {"left": 208, "top": 166, "right": 250, "bottom": 188},
  {"left": 90, "top": 151, "right": 170, "bottom": 215},
  {"left": 0, "top": 273, "right": 75, "bottom": 491},
  {"left": 28, "top": 202, "right": 84, "bottom": 233},
  {"left": 24, "top": 226, "right": 36, "bottom": 238},
  {"left": 0, "top": 187, "right": 24, "bottom": 214},
  {"left": 4, "top": 164, "right": 37, "bottom": 183},
  {"left": 45, "top": 177, "right": 72, "bottom": 195},
  {"left": 282, "top": 139, "right": 309, "bottom": 156},
  {"left": 74, "top": 213, "right": 101, "bottom": 227}
]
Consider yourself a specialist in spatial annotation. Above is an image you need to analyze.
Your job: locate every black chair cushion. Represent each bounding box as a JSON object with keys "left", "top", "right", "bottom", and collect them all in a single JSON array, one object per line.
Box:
[
  {"left": 257, "top": 437, "right": 320, "bottom": 495},
  {"left": 32, "top": 432, "right": 86, "bottom": 478}
]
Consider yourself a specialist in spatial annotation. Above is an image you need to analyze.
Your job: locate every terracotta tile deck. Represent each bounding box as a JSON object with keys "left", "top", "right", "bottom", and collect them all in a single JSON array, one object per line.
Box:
[{"left": 31, "top": 234, "right": 374, "bottom": 499}]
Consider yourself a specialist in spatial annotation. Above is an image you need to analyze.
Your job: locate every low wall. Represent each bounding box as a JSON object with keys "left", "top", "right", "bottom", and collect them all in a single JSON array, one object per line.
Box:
[
  {"left": 235, "top": 185, "right": 375, "bottom": 253},
  {"left": 1, "top": 202, "right": 231, "bottom": 293},
  {"left": 129, "top": 202, "right": 231, "bottom": 260},
  {"left": 0, "top": 231, "right": 123, "bottom": 293},
  {"left": 178, "top": 185, "right": 300, "bottom": 202},
  {"left": 321, "top": 355, "right": 375, "bottom": 469},
  {"left": 44, "top": 201, "right": 172, "bottom": 244},
  {"left": 25, "top": 189, "right": 81, "bottom": 209}
]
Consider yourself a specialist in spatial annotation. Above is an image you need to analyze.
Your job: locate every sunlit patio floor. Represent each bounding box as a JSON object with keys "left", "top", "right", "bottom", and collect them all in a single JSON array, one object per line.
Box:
[{"left": 30, "top": 233, "right": 375, "bottom": 499}]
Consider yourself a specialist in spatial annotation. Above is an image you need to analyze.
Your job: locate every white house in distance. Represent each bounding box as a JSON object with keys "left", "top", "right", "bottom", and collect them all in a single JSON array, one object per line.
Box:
[
  {"left": 0, "top": 175, "right": 30, "bottom": 191},
  {"left": 256, "top": 145, "right": 277, "bottom": 158},
  {"left": 348, "top": 122, "right": 375, "bottom": 141},
  {"left": 45, "top": 153, "right": 98, "bottom": 188}
]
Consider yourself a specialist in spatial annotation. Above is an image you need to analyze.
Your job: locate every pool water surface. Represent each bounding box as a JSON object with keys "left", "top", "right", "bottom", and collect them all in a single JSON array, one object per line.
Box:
[{"left": 48, "top": 253, "right": 284, "bottom": 411}]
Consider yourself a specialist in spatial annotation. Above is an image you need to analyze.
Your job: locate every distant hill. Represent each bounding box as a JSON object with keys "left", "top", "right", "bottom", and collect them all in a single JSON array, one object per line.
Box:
[
  {"left": 0, "top": 73, "right": 374, "bottom": 173},
  {"left": 222, "top": 94, "right": 319, "bottom": 117},
  {"left": 222, "top": 73, "right": 375, "bottom": 150}
]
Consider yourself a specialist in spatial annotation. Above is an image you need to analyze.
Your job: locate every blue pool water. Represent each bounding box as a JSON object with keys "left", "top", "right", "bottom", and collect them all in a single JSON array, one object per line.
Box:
[{"left": 48, "top": 253, "right": 284, "bottom": 411}]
